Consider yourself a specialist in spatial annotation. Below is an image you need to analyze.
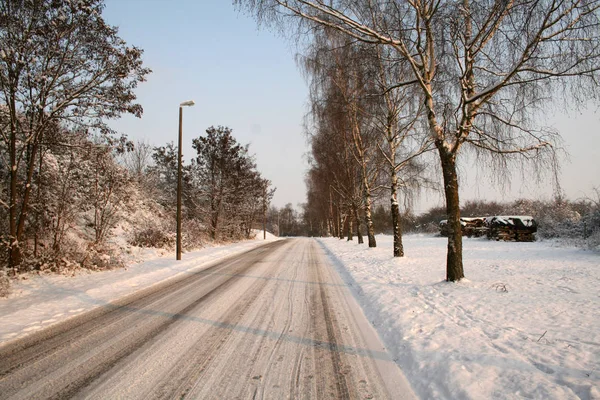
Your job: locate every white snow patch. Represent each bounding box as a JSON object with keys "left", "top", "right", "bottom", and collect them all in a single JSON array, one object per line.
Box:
[
  {"left": 486, "top": 215, "right": 537, "bottom": 227},
  {"left": 250, "top": 229, "right": 278, "bottom": 241},
  {"left": 318, "top": 234, "right": 600, "bottom": 400}
]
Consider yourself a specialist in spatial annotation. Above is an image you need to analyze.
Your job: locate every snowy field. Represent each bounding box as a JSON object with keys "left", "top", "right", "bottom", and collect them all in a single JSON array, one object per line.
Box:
[
  {"left": 0, "top": 232, "right": 280, "bottom": 346},
  {"left": 318, "top": 234, "right": 600, "bottom": 400}
]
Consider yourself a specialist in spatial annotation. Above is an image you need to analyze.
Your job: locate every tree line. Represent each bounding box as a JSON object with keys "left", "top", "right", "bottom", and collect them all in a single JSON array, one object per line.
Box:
[
  {"left": 236, "top": 0, "right": 600, "bottom": 281},
  {"left": 142, "top": 126, "right": 274, "bottom": 246},
  {"left": 269, "top": 196, "right": 600, "bottom": 249},
  {"left": 0, "top": 0, "right": 274, "bottom": 282}
]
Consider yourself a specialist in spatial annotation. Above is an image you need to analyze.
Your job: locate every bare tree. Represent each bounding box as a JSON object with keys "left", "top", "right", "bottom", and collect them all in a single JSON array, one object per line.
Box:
[
  {"left": 303, "top": 168, "right": 333, "bottom": 236},
  {"left": 236, "top": 0, "right": 600, "bottom": 280},
  {"left": 370, "top": 44, "right": 433, "bottom": 257},
  {"left": 300, "top": 27, "right": 431, "bottom": 256},
  {"left": 327, "top": 36, "right": 382, "bottom": 247},
  {"left": 302, "top": 31, "right": 381, "bottom": 245},
  {"left": 120, "top": 139, "right": 153, "bottom": 183},
  {"left": 86, "top": 145, "right": 131, "bottom": 245},
  {"left": 262, "top": 179, "right": 276, "bottom": 239},
  {"left": 305, "top": 76, "right": 363, "bottom": 243}
]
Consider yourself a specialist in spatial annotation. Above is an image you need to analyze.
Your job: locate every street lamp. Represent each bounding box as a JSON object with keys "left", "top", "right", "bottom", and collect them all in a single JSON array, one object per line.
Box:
[{"left": 177, "top": 100, "right": 195, "bottom": 260}]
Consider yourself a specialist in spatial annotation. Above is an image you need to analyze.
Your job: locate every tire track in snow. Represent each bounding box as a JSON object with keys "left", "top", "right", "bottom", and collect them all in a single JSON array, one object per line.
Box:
[
  {"left": 151, "top": 242, "right": 292, "bottom": 399},
  {"left": 0, "top": 241, "right": 287, "bottom": 400},
  {"left": 0, "top": 239, "right": 415, "bottom": 399},
  {"left": 310, "top": 244, "right": 351, "bottom": 399},
  {"left": 0, "top": 242, "right": 281, "bottom": 377},
  {"left": 252, "top": 240, "right": 301, "bottom": 399}
]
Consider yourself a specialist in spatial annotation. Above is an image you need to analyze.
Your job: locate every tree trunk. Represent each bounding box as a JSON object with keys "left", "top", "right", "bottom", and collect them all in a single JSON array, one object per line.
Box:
[
  {"left": 34, "top": 145, "right": 44, "bottom": 257},
  {"left": 351, "top": 114, "right": 373, "bottom": 246},
  {"left": 8, "top": 90, "right": 19, "bottom": 270},
  {"left": 439, "top": 148, "right": 464, "bottom": 281},
  {"left": 363, "top": 185, "right": 376, "bottom": 248},
  {"left": 347, "top": 215, "right": 353, "bottom": 241},
  {"left": 262, "top": 197, "right": 267, "bottom": 240},
  {"left": 210, "top": 214, "right": 218, "bottom": 240},
  {"left": 390, "top": 168, "right": 404, "bottom": 257},
  {"left": 353, "top": 203, "right": 363, "bottom": 244},
  {"left": 210, "top": 188, "right": 223, "bottom": 241},
  {"left": 328, "top": 188, "right": 334, "bottom": 237},
  {"left": 330, "top": 204, "right": 336, "bottom": 237}
]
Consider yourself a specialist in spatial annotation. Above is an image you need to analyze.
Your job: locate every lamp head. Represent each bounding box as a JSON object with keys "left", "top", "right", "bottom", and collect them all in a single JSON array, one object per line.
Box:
[{"left": 180, "top": 100, "right": 195, "bottom": 107}]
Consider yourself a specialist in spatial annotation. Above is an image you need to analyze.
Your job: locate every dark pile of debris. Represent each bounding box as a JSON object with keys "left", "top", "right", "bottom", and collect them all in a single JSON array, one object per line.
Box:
[
  {"left": 439, "top": 218, "right": 488, "bottom": 238},
  {"left": 485, "top": 216, "right": 538, "bottom": 242},
  {"left": 439, "top": 216, "right": 537, "bottom": 242}
]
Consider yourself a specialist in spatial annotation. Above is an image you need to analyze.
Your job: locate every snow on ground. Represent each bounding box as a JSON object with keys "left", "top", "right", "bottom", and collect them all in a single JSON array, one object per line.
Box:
[
  {"left": 318, "top": 234, "right": 600, "bottom": 400},
  {"left": 1, "top": 232, "right": 597, "bottom": 399},
  {"left": 0, "top": 232, "right": 280, "bottom": 346}
]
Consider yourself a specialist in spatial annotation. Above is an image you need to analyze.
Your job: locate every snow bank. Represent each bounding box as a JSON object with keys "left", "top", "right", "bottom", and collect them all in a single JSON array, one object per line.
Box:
[
  {"left": 318, "top": 235, "right": 600, "bottom": 400},
  {"left": 0, "top": 237, "right": 281, "bottom": 346},
  {"left": 250, "top": 229, "right": 279, "bottom": 241}
]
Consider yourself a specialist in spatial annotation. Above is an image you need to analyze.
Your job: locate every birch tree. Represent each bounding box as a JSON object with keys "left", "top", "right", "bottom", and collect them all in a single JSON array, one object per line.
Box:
[
  {"left": 236, "top": 0, "right": 600, "bottom": 280},
  {"left": 301, "top": 28, "right": 431, "bottom": 256},
  {"left": 307, "top": 78, "right": 364, "bottom": 243},
  {"left": 371, "top": 43, "right": 433, "bottom": 257},
  {"left": 302, "top": 32, "right": 378, "bottom": 245}
]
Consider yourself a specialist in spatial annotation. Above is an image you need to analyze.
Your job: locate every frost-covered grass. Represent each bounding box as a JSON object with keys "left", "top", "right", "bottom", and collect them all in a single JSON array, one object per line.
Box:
[{"left": 318, "top": 234, "right": 600, "bottom": 400}]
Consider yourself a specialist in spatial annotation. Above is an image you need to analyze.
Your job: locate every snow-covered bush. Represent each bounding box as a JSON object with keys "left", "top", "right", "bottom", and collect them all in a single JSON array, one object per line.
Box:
[
  {"left": 516, "top": 199, "right": 582, "bottom": 239},
  {"left": 582, "top": 207, "right": 600, "bottom": 249},
  {"left": 587, "top": 231, "right": 600, "bottom": 250},
  {"left": 130, "top": 224, "right": 175, "bottom": 249},
  {"left": 183, "top": 219, "right": 209, "bottom": 250},
  {"left": 79, "top": 243, "right": 124, "bottom": 271}
]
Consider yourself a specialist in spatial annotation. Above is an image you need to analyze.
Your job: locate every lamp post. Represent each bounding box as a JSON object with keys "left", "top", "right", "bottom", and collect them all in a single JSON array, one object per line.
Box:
[{"left": 177, "top": 100, "right": 195, "bottom": 260}]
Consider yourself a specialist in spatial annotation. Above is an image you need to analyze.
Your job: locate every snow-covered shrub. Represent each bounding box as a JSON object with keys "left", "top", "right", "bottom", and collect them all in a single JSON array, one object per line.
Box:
[
  {"left": 78, "top": 146, "right": 133, "bottom": 244},
  {"left": 79, "top": 243, "right": 124, "bottom": 271},
  {"left": 411, "top": 206, "right": 447, "bottom": 234},
  {"left": 183, "top": 219, "right": 208, "bottom": 250},
  {"left": 582, "top": 207, "right": 600, "bottom": 249},
  {"left": 16, "top": 229, "right": 123, "bottom": 274},
  {"left": 502, "top": 198, "right": 587, "bottom": 240},
  {"left": 130, "top": 224, "right": 175, "bottom": 249},
  {"left": 587, "top": 231, "right": 600, "bottom": 250}
]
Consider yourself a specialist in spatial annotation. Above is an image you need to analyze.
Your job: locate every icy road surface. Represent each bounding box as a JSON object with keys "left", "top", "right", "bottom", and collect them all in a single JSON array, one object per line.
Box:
[{"left": 0, "top": 239, "right": 415, "bottom": 399}]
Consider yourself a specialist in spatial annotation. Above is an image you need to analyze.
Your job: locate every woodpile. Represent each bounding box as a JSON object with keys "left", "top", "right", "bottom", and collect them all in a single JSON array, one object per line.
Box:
[
  {"left": 485, "top": 216, "right": 538, "bottom": 242},
  {"left": 439, "top": 216, "right": 537, "bottom": 242}
]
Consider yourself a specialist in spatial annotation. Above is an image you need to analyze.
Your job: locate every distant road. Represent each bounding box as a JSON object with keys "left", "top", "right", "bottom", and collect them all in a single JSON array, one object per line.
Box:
[{"left": 0, "top": 239, "right": 415, "bottom": 399}]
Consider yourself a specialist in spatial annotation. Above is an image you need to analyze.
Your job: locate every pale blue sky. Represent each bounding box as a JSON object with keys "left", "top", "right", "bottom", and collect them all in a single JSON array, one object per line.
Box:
[
  {"left": 103, "top": 0, "right": 599, "bottom": 212},
  {"left": 103, "top": 0, "right": 309, "bottom": 208}
]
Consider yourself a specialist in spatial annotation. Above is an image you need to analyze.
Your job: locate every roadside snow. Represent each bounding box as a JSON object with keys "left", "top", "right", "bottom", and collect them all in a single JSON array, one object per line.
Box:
[
  {"left": 0, "top": 232, "right": 280, "bottom": 346},
  {"left": 318, "top": 235, "right": 600, "bottom": 400}
]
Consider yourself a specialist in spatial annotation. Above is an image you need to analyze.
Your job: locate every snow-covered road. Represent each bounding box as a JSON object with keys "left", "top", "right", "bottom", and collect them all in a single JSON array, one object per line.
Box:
[{"left": 0, "top": 239, "right": 415, "bottom": 399}]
